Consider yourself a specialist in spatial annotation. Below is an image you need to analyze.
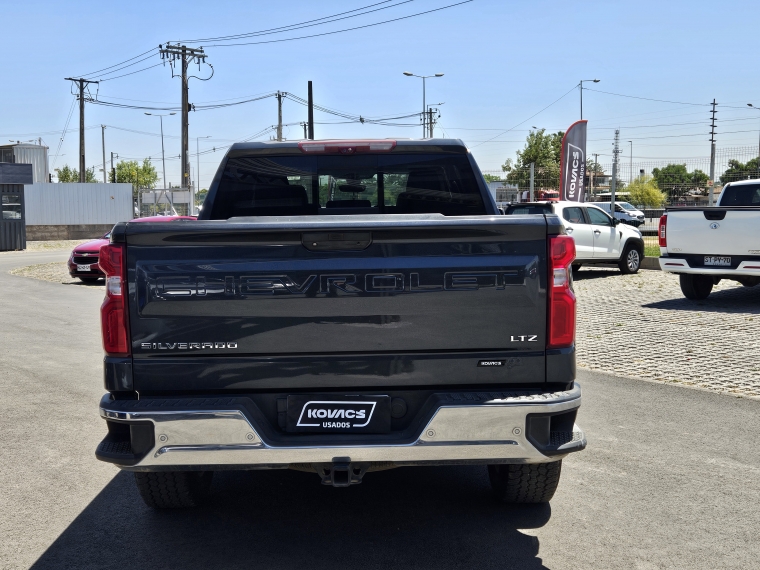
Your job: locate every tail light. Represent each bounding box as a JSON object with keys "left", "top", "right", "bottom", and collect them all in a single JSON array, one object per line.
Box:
[
  {"left": 547, "top": 235, "right": 576, "bottom": 349},
  {"left": 298, "top": 140, "right": 396, "bottom": 154},
  {"left": 658, "top": 214, "right": 667, "bottom": 247},
  {"left": 99, "top": 243, "right": 130, "bottom": 356}
]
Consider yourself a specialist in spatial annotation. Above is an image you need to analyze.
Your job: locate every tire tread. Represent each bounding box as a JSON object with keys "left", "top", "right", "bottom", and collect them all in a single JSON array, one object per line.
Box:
[{"left": 488, "top": 461, "right": 562, "bottom": 504}]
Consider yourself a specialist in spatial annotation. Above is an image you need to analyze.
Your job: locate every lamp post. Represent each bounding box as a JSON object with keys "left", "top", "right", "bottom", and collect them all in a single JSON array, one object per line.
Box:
[
  {"left": 748, "top": 104, "right": 760, "bottom": 179},
  {"left": 196, "top": 135, "right": 212, "bottom": 215},
  {"left": 579, "top": 79, "right": 600, "bottom": 120},
  {"left": 403, "top": 72, "right": 444, "bottom": 138}
]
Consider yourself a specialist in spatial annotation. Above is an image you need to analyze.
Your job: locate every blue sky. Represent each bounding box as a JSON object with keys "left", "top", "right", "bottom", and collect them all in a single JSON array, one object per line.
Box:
[{"left": 2, "top": 0, "right": 759, "bottom": 187}]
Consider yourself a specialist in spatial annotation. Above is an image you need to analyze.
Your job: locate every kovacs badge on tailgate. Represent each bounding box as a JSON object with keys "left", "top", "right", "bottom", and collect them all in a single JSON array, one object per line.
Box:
[{"left": 286, "top": 395, "right": 391, "bottom": 433}]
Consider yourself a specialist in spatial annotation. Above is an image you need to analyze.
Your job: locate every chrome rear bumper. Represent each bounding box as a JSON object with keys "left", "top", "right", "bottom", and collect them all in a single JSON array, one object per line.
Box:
[{"left": 98, "top": 383, "right": 585, "bottom": 470}]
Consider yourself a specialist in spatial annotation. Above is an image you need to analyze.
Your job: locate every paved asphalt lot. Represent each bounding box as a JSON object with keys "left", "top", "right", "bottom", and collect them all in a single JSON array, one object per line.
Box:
[{"left": 1, "top": 250, "right": 759, "bottom": 570}]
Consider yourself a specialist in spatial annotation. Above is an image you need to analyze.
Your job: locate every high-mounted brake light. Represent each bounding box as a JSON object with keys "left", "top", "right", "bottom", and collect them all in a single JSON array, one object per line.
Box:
[
  {"left": 547, "top": 235, "right": 576, "bottom": 349},
  {"left": 99, "top": 243, "right": 130, "bottom": 356},
  {"left": 658, "top": 214, "right": 667, "bottom": 247},
  {"left": 298, "top": 140, "right": 397, "bottom": 154}
]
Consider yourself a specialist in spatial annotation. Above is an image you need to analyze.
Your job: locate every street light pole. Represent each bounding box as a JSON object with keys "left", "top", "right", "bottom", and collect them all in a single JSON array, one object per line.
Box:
[
  {"left": 748, "top": 104, "right": 760, "bottom": 179},
  {"left": 196, "top": 135, "right": 212, "bottom": 215},
  {"left": 403, "top": 72, "right": 444, "bottom": 138},
  {"left": 579, "top": 79, "right": 600, "bottom": 120}
]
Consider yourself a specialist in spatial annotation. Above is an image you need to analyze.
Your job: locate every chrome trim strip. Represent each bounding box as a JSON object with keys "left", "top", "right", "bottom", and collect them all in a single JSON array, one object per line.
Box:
[{"left": 100, "top": 383, "right": 584, "bottom": 467}]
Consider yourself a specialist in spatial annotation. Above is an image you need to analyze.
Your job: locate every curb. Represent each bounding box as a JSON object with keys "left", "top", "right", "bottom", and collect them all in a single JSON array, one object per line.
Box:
[{"left": 641, "top": 257, "right": 660, "bottom": 270}]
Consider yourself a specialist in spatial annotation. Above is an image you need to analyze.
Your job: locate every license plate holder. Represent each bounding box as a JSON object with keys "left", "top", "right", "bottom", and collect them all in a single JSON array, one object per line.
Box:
[
  {"left": 286, "top": 395, "right": 391, "bottom": 433},
  {"left": 77, "top": 264, "right": 91, "bottom": 272},
  {"left": 704, "top": 256, "right": 731, "bottom": 267}
]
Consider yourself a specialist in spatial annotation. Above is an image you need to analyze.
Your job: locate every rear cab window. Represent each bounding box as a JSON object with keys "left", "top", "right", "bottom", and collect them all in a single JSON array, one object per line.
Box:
[
  {"left": 205, "top": 152, "right": 488, "bottom": 219},
  {"left": 562, "top": 206, "right": 586, "bottom": 224},
  {"left": 504, "top": 204, "right": 554, "bottom": 216},
  {"left": 719, "top": 183, "right": 760, "bottom": 206}
]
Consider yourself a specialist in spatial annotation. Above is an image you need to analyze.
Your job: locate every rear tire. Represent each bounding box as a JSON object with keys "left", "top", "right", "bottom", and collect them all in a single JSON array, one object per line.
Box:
[
  {"left": 618, "top": 244, "right": 642, "bottom": 274},
  {"left": 488, "top": 461, "right": 562, "bottom": 504},
  {"left": 134, "top": 471, "right": 213, "bottom": 509},
  {"left": 679, "top": 274, "right": 713, "bottom": 300}
]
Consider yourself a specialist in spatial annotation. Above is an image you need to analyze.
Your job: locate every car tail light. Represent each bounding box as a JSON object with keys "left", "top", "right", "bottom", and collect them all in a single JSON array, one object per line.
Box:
[
  {"left": 547, "top": 235, "right": 576, "bottom": 349},
  {"left": 99, "top": 243, "right": 130, "bottom": 356},
  {"left": 298, "top": 140, "right": 396, "bottom": 154},
  {"left": 658, "top": 214, "right": 667, "bottom": 247}
]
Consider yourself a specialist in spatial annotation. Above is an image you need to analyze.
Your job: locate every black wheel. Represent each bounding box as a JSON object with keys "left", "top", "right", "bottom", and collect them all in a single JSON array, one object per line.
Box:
[
  {"left": 679, "top": 274, "right": 713, "bottom": 300},
  {"left": 488, "top": 461, "right": 562, "bottom": 504},
  {"left": 78, "top": 277, "right": 101, "bottom": 283},
  {"left": 134, "top": 471, "right": 213, "bottom": 509},
  {"left": 618, "top": 244, "right": 642, "bottom": 274}
]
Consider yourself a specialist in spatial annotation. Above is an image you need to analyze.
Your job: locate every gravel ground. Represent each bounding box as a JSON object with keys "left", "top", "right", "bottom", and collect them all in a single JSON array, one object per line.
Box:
[
  {"left": 10, "top": 261, "right": 103, "bottom": 288},
  {"left": 574, "top": 267, "right": 760, "bottom": 399},
  {"left": 7, "top": 255, "right": 759, "bottom": 399},
  {"left": 0, "top": 240, "right": 85, "bottom": 254}
]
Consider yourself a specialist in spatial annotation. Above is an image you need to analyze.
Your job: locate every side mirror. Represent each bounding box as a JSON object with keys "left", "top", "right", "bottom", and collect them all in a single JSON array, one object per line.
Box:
[{"left": 612, "top": 218, "right": 620, "bottom": 226}]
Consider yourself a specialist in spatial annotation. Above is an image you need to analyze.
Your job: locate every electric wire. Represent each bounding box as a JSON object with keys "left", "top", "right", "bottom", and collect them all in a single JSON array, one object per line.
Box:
[
  {"left": 205, "top": 1, "right": 473, "bottom": 47},
  {"left": 51, "top": 98, "right": 77, "bottom": 169},
  {"left": 176, "top": 0, "right": 414, "bottom": 43}
]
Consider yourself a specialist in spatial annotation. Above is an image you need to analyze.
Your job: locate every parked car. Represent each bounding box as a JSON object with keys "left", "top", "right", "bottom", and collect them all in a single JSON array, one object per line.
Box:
[
  {"left": 68, "top": 216, "right": 196, "bottom": 282},
  {"left": 94, "top": 138, "right": 586, "bottom": 509},
  {"left": 589, "top": 201, "right": 645, "bottom": 227},
  {"left": 505, "top": 201, "right": 645, "bottom": 273},
  {"left": 659, "top": 179, "right": 760, "bottom": 299}
]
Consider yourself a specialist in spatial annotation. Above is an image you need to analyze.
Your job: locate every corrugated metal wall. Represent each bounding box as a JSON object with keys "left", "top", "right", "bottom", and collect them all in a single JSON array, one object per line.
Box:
[
  {"left": 24, "top": 183, "right": 133, "bottom": 225},
  {"left": 12, "top": 145, "right": 48, "bottom": 183}
]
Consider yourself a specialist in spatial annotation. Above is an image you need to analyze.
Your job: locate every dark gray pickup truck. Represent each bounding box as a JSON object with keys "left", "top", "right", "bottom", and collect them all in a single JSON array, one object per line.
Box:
[{"left": 96, "top": 139, "right": 585, "bottom": 508}]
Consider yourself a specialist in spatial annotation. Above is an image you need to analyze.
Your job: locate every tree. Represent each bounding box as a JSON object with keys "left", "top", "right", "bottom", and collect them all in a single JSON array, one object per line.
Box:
[
  {"left": 501, "top": 129, "right": 564, "bottom": 189},
  {"left": 652, "top": 163, "right": 709, "bottom": 196},
  {"left": 720, "top": 158, "right": 760, "bottom": 184},
  {"left": 586, "top": 158, "right": 604, "bottom": 175},
  {"left": 114, "top": 159, "right": 159, "bottom": 193},
  {"left": 54, "top": 164, "right": 97, "bottom": 183},
  {"left": 626, "top": 175, "right": 666, "bottom": 208},
  {"left": 483, "top": 173, "right": 501, "bottom": 183}
]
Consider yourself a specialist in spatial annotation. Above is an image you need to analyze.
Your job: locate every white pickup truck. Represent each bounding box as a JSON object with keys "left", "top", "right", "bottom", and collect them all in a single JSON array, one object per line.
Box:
[{"left": 659, "top": 179, "right": 760, "bottom": 299}]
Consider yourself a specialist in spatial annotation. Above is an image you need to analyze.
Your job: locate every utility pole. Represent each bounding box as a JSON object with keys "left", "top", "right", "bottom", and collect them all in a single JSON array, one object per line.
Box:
[
  {"left": 276, "top": 91, "right": 283, "bottom": 141},
  {"left": 64, "top": 77, "right": 99, "bottom": 182},
  {"left": 101, "top": 125, "right": 107, "bottom": 183},
  {"left": 611, "top": 130, "right": 621, "bottom": 209},
  {"left": 307, "top": 81, "right": 314, "bottom": 140},
  {"left": 709, "top": 99, "right": 717, "bottom": 206},
  {"left": 301, "top": 122, "right": 308, "bottom": 139},
  {"left": 111, "top": 152, "right": 118, "bottom": 184},
  {"left": 428, "top": 108, "right": 434, "bottom": 138},
  {"left": 159, "top": 44, "right": 208, "bottom": 191},
  {"left": 529, "top": 162, "right": 535, "bottom": 201},
  {"left": 628, "top": 141, "right": 633, "bottom": 184},
  {"left": 590, "top": 152, "right": 599, "bottom": 197}
]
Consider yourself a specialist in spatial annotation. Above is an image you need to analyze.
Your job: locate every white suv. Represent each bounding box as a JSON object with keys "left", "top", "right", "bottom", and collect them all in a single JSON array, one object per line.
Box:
[
  {"left": 589, "top": 201, "right": 645, "bottom": 227},
  {"left": 505, "top": 201, "right": 646, "bottom": 273}
]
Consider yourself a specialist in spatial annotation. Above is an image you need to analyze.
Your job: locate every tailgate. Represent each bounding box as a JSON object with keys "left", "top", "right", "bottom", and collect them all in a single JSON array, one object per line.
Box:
[
  {"left": 667, "top": 208, "right": 760, "bottom": 255},
  {"left": 124, "top": 215, "right": 552, "bottom": 390}
]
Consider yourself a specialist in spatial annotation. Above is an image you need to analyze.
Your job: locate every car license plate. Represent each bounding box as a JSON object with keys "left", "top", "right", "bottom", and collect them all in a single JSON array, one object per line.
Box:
[
  {"left": 704, "top": 256, "right": 731, "bottom": 266},
  {"left": 77, "top": 264, "right": 91, "bottom": 271},
  {"left": 286, "top": 395, "right": 391, "bottom": 433}
]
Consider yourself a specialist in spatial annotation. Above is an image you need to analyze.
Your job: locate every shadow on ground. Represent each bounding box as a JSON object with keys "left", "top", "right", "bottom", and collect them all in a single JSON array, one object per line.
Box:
[
  {"left": 572, "top": 267, "right": 620, "bottom": 281},
  {"left": 643, "top": 284, "right": 760, "bottom": 313},
  {"left": 31, "top": 467, "right": 551, "bottom": 570}
]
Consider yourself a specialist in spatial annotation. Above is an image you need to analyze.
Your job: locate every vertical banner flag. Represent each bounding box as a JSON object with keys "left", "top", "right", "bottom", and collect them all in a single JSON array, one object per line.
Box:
[{"left": 559, "top": 120, "right": 587, "bottom": 202}]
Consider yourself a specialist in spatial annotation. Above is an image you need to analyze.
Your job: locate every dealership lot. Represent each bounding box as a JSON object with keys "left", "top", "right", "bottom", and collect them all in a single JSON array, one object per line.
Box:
[
  {"left": 574, "top": 267, "right": 760, "bottom": 398},
  {"left": 1, "top": 249, "right": 759, "bottom": 569}
]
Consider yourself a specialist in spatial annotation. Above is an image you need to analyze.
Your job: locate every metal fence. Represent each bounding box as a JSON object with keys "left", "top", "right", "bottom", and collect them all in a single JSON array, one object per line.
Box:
[{"left": 482, "top": 145, "right": 760, "bottom": 207}]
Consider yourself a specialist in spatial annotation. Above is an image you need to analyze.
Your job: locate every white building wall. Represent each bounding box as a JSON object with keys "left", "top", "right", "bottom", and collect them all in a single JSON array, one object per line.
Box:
[{"left": 24, "top": 183, "right": 133, "bottom": 225}]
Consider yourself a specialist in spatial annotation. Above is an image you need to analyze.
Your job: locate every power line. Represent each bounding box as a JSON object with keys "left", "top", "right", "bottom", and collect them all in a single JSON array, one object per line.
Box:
[
  {"left": 582, "top": 88, "right": 709, "bottom": 107},
  {"left": 73, "top": 47, "right": 158, "bottom": 78},
  {"left": 176, "top": 0, "right": 413, "bottom": 43},
  {"left": 51, "top": 98, "right": 77, "bottom": 169},
  {"left": 469, "top": 84, "right": 578, "bottom": 148},
  {"left": 98, "top": 61, "right": 165, "bottom": 83},
  {"left": 205, "top": 1, "right": 473, "bottom": 47}
]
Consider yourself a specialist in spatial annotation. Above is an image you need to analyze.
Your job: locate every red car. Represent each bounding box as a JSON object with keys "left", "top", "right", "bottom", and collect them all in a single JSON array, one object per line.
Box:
[{"left": 68, "top": 216, "right": 196, "bottom": 282}]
